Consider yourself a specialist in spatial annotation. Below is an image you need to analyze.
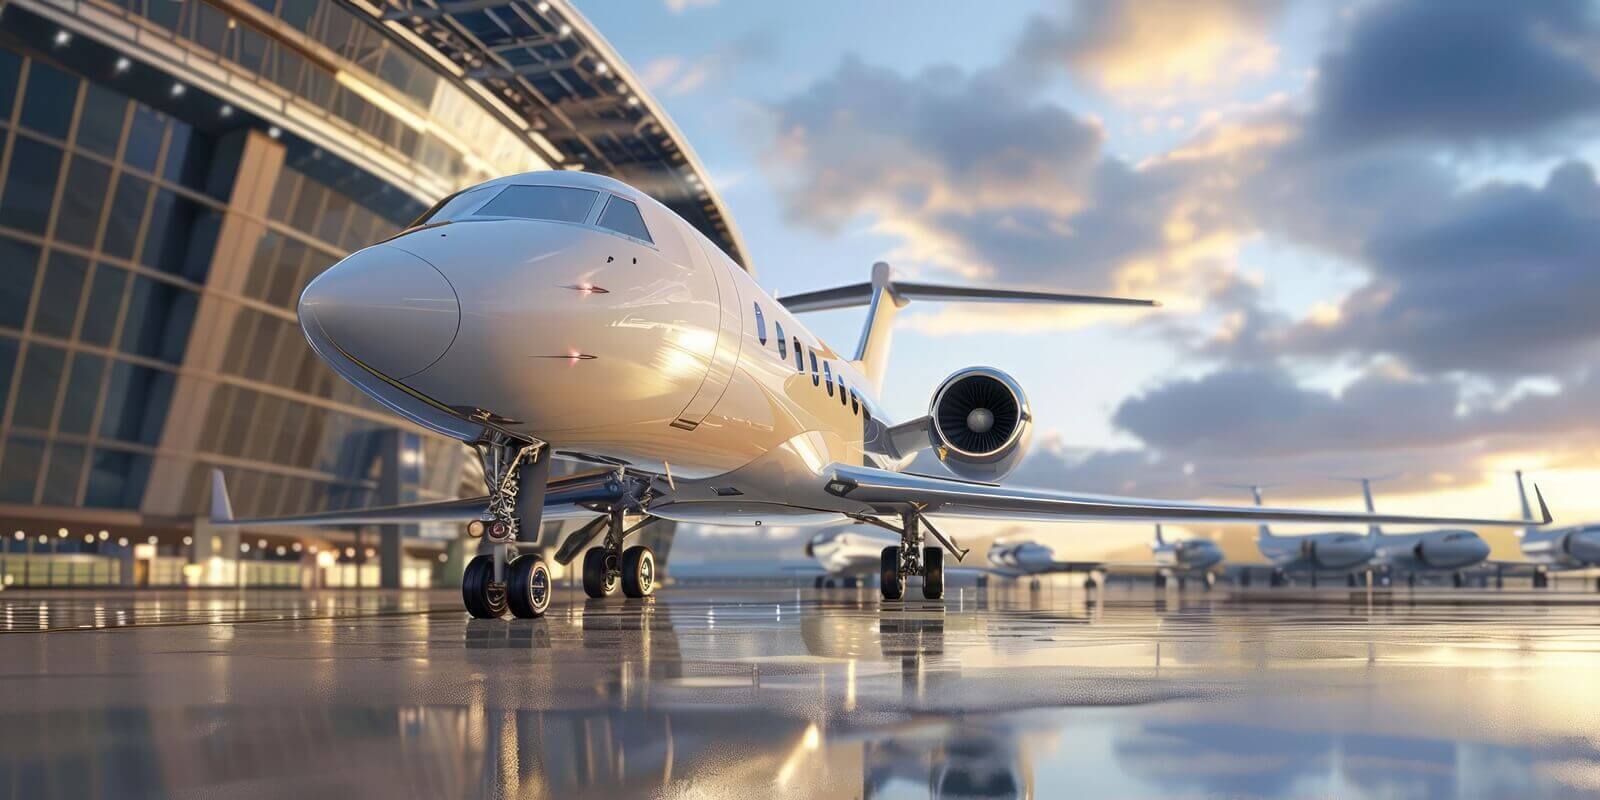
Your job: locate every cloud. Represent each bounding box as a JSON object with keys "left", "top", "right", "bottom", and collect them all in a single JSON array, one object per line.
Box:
[
  {"left": 1309, "top": 0, "right": 1600, "bottom": 148},
  {"left": 639, "top": 30, "right": 775, "bottom": 97},
  {"left": 664, "top": 0, "right": 718, "bottom": 13},
  {"left": 766, "top": 57, "right": 1248, "bottom": 307},
  {"left": 1019, "top": 0, "right": 1286, "bottom": 98},
  {"left": 1274, "top": 161, "right": 1600, "bottom": 375}
]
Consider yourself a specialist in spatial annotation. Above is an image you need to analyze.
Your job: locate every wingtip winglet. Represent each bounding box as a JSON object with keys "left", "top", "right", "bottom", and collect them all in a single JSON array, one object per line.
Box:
[
  {"left": 209, "top": 468, "right": 234, "bottom": 524},
  {"left": 1534, "top": 483, "right": 1553, "bottom": 525}
]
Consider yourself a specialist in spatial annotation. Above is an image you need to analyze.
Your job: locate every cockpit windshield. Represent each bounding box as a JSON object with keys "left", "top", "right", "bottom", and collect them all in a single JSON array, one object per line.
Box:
[{"left": 474, "top": 185, "right": 599, "bottom": 224}]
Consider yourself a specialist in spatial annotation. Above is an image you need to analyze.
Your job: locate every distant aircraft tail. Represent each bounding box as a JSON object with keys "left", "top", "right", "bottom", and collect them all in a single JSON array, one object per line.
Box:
[
  {"left": 1514, "top": 469, "right": 1535, "bottom": 537},
  {"left": 1360, "top": 478, "right": 1381, "bottom": 538},
  {"left": 1153, "top": 523, "right": 1166, "bottom": 547},
  {"left": 778, "top": 262, "right": 1158, "bottom": 392}
]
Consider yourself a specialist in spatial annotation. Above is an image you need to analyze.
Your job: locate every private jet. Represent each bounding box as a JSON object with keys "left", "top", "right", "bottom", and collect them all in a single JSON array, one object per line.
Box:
[
  {"left": 1245, "top": 485, "right": 1378, "bottom": 587},
  {"left": 209, "top": 170, "right": 1550, "bottom": 618},
  {"left": 985, "top": 525, "right": 1224, "bottom": 590},
  {"left": 1359, "top": 479, "right": 1492, "bottom": 587},
  {"left": 1513, "top": 470, "right": 1600, "bottom": 589}
]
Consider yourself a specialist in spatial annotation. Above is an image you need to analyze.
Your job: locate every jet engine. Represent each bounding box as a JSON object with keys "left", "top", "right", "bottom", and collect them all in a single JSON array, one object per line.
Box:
[
  {"left": 1299, "top": 534, "right": 1372, "bottom": 569},
  {"left": 1562, "top": 529, "right": 1600, "bottom": 565},
  {"left": 928, "top": 367, "right": 1033, "bottom": 481},
  {"left": 1412, "top": 531, "right": 1490, "bottom": 569}
]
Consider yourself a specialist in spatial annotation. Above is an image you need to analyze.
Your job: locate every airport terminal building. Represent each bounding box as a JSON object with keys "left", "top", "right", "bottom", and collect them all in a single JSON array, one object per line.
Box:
[{"left": 0, "top": 0, "right": 743, "bottom": 586}]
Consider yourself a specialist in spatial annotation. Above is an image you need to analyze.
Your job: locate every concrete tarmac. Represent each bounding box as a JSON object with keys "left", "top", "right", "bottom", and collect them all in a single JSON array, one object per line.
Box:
[{"left": 2, "top": 585, "right": 1599, "bottom": 798}]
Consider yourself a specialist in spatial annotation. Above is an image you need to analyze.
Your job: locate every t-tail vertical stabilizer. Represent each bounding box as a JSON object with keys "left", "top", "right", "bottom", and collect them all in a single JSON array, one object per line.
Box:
[{"left": 776, "top": 263, "right": 1158, "bottom": 393}]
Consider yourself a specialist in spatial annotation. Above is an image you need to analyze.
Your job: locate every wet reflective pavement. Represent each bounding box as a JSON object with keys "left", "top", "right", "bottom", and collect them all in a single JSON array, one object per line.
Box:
[{"left": 3, "top": 587, "right": 1600, "bottom": 799}]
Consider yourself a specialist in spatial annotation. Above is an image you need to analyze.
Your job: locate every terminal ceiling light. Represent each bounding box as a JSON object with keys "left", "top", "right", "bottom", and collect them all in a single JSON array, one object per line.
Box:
[
  {"left": 345, "top": 547, "right": 355, "bottom": 558},
  {"left": 53, "top": 30, "right": 70, "bottom": 47},
  {"left": 84, "top": 534, "right": 94, "bottom": 543},
  {"left": 147, "top": 536, "right": 158, "bottom": 545},
  {"left": 170, "top": 82, "right": 186, "bottom": 98},
  {"left": 117, "top": 538, "right": 128, "bottom": 547},
  {"left": 291, "top": 542, "right": 302, "bottom": 552},
  {"left": 536, "top": 1, "right": 549, "bottom": 11},
  {"left": 276, "top": 546, "right": 286, "bottom": 556},
  {"left": 595, "top": 62, "right": 609, "bottom": 75},
  {"left": 219, "top": 104, "right": 233, "bottom": 118},
  {"left": 365, "top": 548, "right": 376, "bottom": 558},
  {"left": 57, "top": 528, "right": 67, "bottom": 538},
  {"left": 268, "top": 125, "right": 282, "bottom": 139},
  {"left": 241, "top": 543, "right": 250, "bottom": 553},
  {"left": 437, "top": 553, "right": 448, "bottom": 562},
  {"left": 558, "top": 23, "right": 572, "bottom": 37},
  {"left": 98, "top": 530, "right": 108, "bottom": 541},
  {"left": 37, "top": 536, "right": 46, "bottom": 544},
  {"left": 626, "top": 96, "right": 641, "bottom": 107},
  {"left": 257, "top": 539, "right": 267, "bottom": 549},
  {"left": 114, "top": 56, "right": 131, "bottom": 74},
  {"left": 182, "top": 536, "right": 192, "bottom": 546},
  {"left": 12, "top": 531, "right": 21, "bottom": 541}
]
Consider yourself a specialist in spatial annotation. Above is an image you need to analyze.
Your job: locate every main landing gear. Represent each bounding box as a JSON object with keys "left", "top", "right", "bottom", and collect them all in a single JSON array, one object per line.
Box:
[
  {"left": 580, "top": 508, "right": 658, "bottom": 599},
  {"left": 878, "top": 512, "right": 962, "bottom": 601}
]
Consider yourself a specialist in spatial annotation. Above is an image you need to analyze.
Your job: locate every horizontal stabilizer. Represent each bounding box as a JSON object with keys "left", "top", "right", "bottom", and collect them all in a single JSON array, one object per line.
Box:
[{"left": 778, "top": 280, "right": 1158, "bottom": 313}]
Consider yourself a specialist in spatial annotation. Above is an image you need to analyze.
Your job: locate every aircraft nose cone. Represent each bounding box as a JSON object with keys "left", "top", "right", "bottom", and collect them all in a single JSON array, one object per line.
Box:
[
  {"left": 1467, "top": 535, "right": 1491, "bottom": 563},
  {"left": 299, "top": 245, "right": 459, "bottom": 380}
]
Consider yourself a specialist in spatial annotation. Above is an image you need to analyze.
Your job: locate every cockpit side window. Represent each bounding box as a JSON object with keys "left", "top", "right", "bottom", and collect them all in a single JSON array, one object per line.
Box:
[
  {"left": 474, "top": 185, "right": 599, "bottom": 224},
  {"left": 413, "top": 185, "right": 497, "bottom": 226},
  {"left": 596, "top": 195, "right": 654, "bottom": 243}
]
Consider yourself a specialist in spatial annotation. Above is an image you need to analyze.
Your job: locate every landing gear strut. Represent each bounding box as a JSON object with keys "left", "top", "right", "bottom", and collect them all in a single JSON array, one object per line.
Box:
[
  {"left": 582, "top": 508, "right": 658, "bottom": 599},
  {"left": 878, "top": 512, "right": 953, "bottom": 601},
  {"left": 461, "top": 438, "right": 552, "bottom": 619}
]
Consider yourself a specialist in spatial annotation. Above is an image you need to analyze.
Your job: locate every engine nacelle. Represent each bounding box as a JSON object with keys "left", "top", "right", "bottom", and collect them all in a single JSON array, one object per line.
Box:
[
  {"left": 1300, "top": 534, "right": 1372, "bottom": 569},
  {"left": 928, "top": 367, "right": 1033, "bottom": 482},
  {"left": 1413, "top": 530, "right": 1489, "bottom": 568}
]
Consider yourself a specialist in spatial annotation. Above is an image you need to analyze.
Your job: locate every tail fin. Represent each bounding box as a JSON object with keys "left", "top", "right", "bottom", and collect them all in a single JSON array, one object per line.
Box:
[
  {"left": 1250, "top": 485, "right": 1274, "bottom": 542},
  {"left": 210, "top": 469, "right": 234, "bottom": 523},
  {"left": 1358, "top": 478, "right": 1385, "bottom": 538},
  {"left": 1514, "top": 469, "right": 1534, "bottom": 538},
  {"left": 778, "top": 262, "right": 1158, "bottom": 392}
]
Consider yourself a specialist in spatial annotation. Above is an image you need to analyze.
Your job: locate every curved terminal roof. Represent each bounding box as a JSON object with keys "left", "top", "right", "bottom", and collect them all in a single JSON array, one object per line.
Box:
[{"left": 372, "top": 0, "right": 750, "bottom": 270}]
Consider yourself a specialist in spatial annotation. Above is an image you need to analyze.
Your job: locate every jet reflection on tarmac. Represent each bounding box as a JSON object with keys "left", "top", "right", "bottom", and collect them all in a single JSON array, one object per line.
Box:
[{"left": 2, "top": 588, "right": 1600, "bottom": 797}]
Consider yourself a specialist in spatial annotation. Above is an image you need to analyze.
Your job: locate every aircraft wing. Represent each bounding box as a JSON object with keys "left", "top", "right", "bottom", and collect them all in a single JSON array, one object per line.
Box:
[
  {"left": 209, "top": 468, "right": 627, "bottom": 527},
  {"left": 821, "top": 464, "right": 1552, "bottom": 527}
]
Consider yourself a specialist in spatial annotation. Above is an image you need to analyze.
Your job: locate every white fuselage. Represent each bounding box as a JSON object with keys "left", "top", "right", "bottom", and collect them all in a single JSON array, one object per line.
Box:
[{"left": 299, "top": 171, "right": 893, "bottom": 528}]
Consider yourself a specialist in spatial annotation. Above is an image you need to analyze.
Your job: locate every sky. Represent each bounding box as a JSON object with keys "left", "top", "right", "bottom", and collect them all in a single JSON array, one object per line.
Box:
[{"left": 575, "top": 0, "right": 1600, "bottom": 562}]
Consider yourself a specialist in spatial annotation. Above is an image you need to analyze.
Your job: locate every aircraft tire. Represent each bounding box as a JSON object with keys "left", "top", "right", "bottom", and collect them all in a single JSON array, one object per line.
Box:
[
  {"left": 506, "top": 555, "right": 552, "bottom": 619},
  {"left": 582, "top": 547, "right": 617, "bottom": 598},
  {"left": 880, "top": 546, "right": 905, "bottom": 601},
  {"left": 921, "top": 546, "right": 944, "bottom": 600},
  {"left": 620, "top": 545, "right": 656, "bottom": 598},
  {"left": 462, "top": 555, "right": 507, "bottom": 619}
]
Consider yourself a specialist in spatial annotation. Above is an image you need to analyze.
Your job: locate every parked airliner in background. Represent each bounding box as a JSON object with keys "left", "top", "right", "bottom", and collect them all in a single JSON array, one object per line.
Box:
[
  {"left": 209, "top": 170, "right": 1550, "bottom": 618},
  {"left": 1513, "top": 470, "right": 1600, "bottom": 589},
  {"left": 805, "top": 523, "right": 1224, "bottom": 589},
  {"left": 1360, "top": 479, "right": 1492, "bottom": 587},
  {"left": 1245, "top": 485, "right": 1377, "bottom": 587},
  {"left": 986, "top": 525, "right": 1224, "bottom": 589}
]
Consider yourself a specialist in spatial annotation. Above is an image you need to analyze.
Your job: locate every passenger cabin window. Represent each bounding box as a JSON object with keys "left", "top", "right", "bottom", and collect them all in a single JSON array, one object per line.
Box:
[
  {"left": 776, "top": 323, "right": 786, "bottom": 358},
  {"left": 793, "top": 338, "right": 803, "bottom": 372},
  {"left": 754, "top": 303, "right": 767, "bottom": 345},
  {"left": 475, "top": 185, "right": 599, "bottom": 223},
  {"left": 850, "top": 390, "right": 859, "bottom": 414},
  {"left": 824, "top": 362, "right": 834, "bottom": 397},
  {"left": 597, "top": 195, "right": 653, "bottom": 243},
  {"left": 839, "top": 377, "right": 848, "bottom": 406},
  {"left": 809, "top": 351, "right": 819, "bottom": 386}
]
